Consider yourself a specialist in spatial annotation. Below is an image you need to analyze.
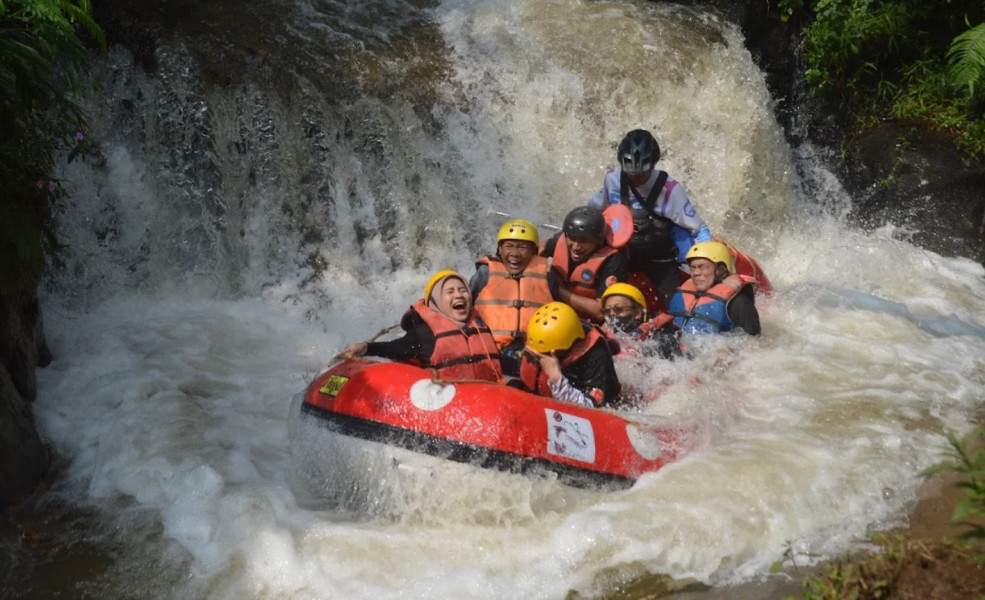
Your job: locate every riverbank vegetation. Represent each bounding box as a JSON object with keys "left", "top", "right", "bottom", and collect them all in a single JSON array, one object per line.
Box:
[
  {"left": 0, "top": 0, "right": 103, "bottom": 292},
  {"left": 778, "top": 0, "right": 985, "bottom": 158},
  {"left": 786, "top": 427, "right": 985, "bottom": 599}
]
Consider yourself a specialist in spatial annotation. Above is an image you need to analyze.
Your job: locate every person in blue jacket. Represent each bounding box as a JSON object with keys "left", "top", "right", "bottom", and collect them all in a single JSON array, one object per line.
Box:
[{"left": 668, "top": 242, "right": 761, "bottom": 336}]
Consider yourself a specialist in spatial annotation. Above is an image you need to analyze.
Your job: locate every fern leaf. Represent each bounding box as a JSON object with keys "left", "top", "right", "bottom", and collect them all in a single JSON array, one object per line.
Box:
[{"left": 947, "top": 22, "right": 985, "bottom": 96}]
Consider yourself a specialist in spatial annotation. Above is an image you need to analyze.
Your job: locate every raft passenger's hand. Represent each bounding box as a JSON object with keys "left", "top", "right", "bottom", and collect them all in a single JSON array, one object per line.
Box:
[
  {"left": 340, "top": 342, "right": 368, "bottom": 361},
  {"left": 530, "top": 349, "right": 562, "bottom": 383}
]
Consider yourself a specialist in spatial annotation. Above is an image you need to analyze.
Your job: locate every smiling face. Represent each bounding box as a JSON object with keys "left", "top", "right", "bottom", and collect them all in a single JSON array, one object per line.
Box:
[
  {"left": 434, "top": 276, "right": 472, "bottom": 321},
  {"left": 565, "top": 234, "right": 600, "bottom": 263},
  {"left": 498, "top": 240, "right": 537, "bottom": 275}
]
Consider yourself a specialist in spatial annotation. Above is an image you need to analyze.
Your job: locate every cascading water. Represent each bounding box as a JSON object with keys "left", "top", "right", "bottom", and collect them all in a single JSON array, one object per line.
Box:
[{"left": 8, "top": 0, "right": 985, "bottom": 598}]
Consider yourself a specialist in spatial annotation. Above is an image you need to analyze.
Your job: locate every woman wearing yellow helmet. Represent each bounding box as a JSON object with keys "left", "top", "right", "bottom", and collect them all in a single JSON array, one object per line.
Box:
[
  {"left": 512, "top": 302, "right": 621, "bottom": 408},
  {"left": 470, "top": 219, "right": 561, "bottom": 376},
  {"left": 339, "top": 270, "right": 504, "bottom": 382}
]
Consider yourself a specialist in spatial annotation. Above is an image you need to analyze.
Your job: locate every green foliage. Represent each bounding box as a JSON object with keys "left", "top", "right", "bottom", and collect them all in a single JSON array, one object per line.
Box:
[
  {"left": 0, "top": 0, "right": 104, "bottom": 292},
  {"left": 923, "top": 428, "right": 985, "bottom": 543},
  {"left": 783, "top": 0, "right": 985, "bottom": 158},
  {"left": 948, "top": 22, "right": 985, "bottom": 96},
  {"left": 785, "top": 534, "right": 982, "bottom": 600}
]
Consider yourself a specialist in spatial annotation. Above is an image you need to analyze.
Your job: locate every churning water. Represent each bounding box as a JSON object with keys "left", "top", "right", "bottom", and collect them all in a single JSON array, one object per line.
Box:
[{"left": 10, "top": 0, "right": 985, "bottom": 598}]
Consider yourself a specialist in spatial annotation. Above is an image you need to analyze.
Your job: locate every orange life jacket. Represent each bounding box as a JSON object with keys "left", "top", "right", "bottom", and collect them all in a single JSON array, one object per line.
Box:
[
  {"left": 407, "top": 300, "right": 503, "bottom": 382},
  {"left": 473, "top": 255, "right": 553, "bottom": 348},
  {"left": 550, "top": 234, "right": 620, "bottom": 299},
  {"left": 519, "top": 325, "right": 611, "bottom": 403}
]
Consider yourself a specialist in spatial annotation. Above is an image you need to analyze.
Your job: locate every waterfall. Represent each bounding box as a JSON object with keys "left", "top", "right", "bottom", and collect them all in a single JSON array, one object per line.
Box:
[{"left": 14, "top": 0, "right": 985, "bottom": 598}]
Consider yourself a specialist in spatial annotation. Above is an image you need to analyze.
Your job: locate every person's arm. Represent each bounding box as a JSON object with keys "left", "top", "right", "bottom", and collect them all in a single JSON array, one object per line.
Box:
[
  {"left": 587, "top": 187, "right": 606, "bottom": 209},
  {"left": 547, "top": 270, "right": 562, "bottom": 300},
  {"left": 540, "top": 233, "right": 559, "bottom": 258},
  {"left": 337, "top": 322, "right": 436, "bottom": 363},
  {"left": 469, "top": 263, "right": 490, "bottom": 298},
  {"left": 726, "top": 286, "right": 761, "bottom": 335},
  {"left": 641, "top": 321, "right": 684, "bottom": 359},
  {"left": 562, "top": 344, "right": 621, "bottom": 407},
  {"left": 560, "top": 287, "right": 605, "bottom": 324},
  {"left": 588, "top": 168, "right": 621, "bottom": 209},
  {"left": 662, "top": 183, "right": 711, "bottom": 241},
  {"left": 532, "top": 350, "right": 596, "bottom": 407},
  {"left": 546, "top": 376, "right": 595, "bottom": 407},
  {"left": 595, "top": 252, "right": 629, "bottom": 295}
]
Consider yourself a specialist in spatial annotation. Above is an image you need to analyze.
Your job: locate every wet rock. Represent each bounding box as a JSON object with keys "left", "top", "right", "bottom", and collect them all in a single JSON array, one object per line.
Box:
[
  {"left": 843, "top": 122, "right": 985, "bottom": 264},
  {"left": 0, "top": 289, "right": 50, "bottom": 506}
]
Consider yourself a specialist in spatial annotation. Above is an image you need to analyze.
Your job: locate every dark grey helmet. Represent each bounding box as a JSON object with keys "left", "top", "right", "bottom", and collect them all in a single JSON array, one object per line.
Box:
[
  {"left": 617, "top": 129, "right": 660, "bottom": 174},
  {"left": 563, "top": 206, "right": 606, "bottom": 239}
]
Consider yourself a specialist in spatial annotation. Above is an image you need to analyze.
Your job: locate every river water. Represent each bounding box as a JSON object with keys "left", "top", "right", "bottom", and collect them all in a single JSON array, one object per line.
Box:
[{"left": 5, "top": 0, "right": 985, "bottom": 598}]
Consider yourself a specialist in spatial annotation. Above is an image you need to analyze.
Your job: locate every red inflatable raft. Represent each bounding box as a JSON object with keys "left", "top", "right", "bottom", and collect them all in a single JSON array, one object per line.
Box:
[{"left": 301, "top": 360, "right": 694, "bottom": 490}]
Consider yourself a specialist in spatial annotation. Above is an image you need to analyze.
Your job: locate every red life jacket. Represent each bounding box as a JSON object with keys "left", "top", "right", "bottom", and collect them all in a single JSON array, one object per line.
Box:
[
  {"left": 519, "top": 325, "right": 611, "bottom": 403},
  {"left": 550, "top": 234, "right": 620, "bottom": 299},
  {"left": 407, "top": 300, "right": 503, "bottom": 382},
  {"left": 473, "top": 255, "right": 553, "bottom": 348}
]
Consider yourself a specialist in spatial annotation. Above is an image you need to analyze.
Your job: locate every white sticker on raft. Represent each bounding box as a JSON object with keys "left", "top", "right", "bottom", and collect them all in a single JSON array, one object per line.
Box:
[
  {"left": 625, "top": 423, "right": 664, "bottom": 460},
  {"left": 544, "top": 409, "right": 596, "bottom": 463},
  {"left": 409, "top": 379, "right": 457, "bottom": 411}
]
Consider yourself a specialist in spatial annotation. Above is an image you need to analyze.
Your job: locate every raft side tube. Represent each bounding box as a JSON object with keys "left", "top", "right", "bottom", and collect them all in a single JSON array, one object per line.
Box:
[{"left": 301, "top": 360, "right": 689, "bottom": 490}]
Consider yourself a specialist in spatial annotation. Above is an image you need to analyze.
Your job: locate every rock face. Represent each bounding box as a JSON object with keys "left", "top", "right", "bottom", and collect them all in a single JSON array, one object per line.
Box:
[
  {"left": 0, "top": 288, "right": 51, "bottom": 505},
  {"left": 844, "top": 123, "right": 985, "bottom": 265}
]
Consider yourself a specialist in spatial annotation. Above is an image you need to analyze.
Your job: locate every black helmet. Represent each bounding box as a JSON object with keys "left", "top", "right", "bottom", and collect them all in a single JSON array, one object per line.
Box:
[
  {"left": 617, "top": 129, "right": 660, "bottom": 174},
  {"left": 563, "top": 206, "right": 606, "bottom": 239}
]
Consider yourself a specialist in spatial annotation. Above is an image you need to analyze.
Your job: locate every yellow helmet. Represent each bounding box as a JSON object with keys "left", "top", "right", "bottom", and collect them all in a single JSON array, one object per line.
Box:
[
  {"left": 685, "top": 241, "right": 734, "bottom": 273},
  {"left": 600, "top": 282, "right": 646, "bottom": 308},
  {"left": 497, "top": 219, "right": 539, "bottom": 245},
  {"left": 525, "top": 302, "right": 585, "bottom": 353},
  {"left": 423, "top": 269, "right": 466, "bottom": 307}
]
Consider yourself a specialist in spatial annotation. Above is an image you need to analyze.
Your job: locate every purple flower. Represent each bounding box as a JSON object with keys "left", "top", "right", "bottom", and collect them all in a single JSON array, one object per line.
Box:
[
  {"left": 75, "top": 131, "right": 85, "bottom": 141},
  {"left": 48, "top": 181, "right": 56, "bottom": 192},
  {"left": 36, "top": 180, "right": 44, "bottom": 189}
]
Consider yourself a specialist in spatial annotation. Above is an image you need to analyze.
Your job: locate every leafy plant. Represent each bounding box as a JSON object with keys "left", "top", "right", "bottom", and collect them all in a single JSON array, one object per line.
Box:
[
  {"left": 0, "top": 0, "right": 104, "bottom": 292},
  {"left": 923, "top": 428, "right": 985, "bottom": 544},
  {"left": 947, "top": 21, "right": 985, "bottom": 96},
  {"left": 781, "top": 0, "right": 985, "bottom": 157}
]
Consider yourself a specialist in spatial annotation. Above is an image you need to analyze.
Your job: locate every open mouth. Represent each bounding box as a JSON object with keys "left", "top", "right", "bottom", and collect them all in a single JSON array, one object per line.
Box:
[{"left": 451, "top": 299, "right": 468, "bottom": 312}]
